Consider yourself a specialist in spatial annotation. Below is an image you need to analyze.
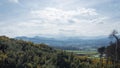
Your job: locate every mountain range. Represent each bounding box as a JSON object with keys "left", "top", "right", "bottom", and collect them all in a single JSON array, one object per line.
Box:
[{"left": 15, "top": 36, "right": 113, "bottom": 50}]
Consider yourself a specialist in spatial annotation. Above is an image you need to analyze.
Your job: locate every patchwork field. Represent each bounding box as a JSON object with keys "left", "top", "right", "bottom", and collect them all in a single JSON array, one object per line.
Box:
[{"left": 65, "top": 50, "right": 99, "bottom": 57}]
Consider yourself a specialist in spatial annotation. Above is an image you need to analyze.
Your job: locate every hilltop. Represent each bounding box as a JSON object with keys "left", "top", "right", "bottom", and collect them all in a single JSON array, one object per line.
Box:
[{"left": 0, "top": 36, "right": 84, "bottom": 68}]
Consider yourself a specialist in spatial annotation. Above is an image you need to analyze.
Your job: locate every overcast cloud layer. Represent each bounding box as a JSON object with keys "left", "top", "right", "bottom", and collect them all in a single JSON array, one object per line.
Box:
[{"left": 0, "top": 0, "right": 120, "bottom": 37}]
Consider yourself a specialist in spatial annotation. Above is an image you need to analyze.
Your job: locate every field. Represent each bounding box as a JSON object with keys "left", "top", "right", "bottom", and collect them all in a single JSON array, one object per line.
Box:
[{"left": 65, "top": 50, "right": 99, "bottom": 58}]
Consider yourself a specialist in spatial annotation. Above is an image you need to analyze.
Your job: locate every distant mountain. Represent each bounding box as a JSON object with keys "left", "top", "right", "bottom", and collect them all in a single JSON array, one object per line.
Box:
[{"left": 15, "top": 36, "right": 112, "bottom": 50}]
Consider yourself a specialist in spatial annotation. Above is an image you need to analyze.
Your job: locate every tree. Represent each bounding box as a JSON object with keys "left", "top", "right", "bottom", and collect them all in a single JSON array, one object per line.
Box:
[
  {"left": 98, "top": 46, "right": 105, "bottom": 67},
  {"left": 106, "top": 30, "right": 120, "bottom": 68},
  {"left": 98, "top": 46, "right": 105, "bottom": 58},
  {"left": 0, "top": 43, "right": 8, "bottom": 53},
  {"left": 109, "top": 30, "right": 119, "bottom": 44},
  {"left": 109, "top": 30, "right": 119, "bottom": 62}
]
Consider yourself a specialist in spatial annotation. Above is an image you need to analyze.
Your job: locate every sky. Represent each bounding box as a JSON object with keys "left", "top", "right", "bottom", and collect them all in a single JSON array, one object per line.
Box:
[{"left": 0, "top": 0, "right": 120, "bottom": 38}]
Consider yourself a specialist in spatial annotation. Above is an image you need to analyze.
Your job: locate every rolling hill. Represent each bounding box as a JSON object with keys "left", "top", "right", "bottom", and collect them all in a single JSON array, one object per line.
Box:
[
  {"left": 0, "top": 36, "right": 83, "bottom": 68},
  {"left": 16, "top": 36, "right": 112, "bottom": 50}
]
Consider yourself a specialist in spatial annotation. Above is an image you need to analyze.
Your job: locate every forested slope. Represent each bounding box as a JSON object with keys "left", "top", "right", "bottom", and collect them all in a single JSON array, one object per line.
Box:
[
  {"left": 0, "top": 36, "right": 83, "bottom": 68},
  {"left": 0, "top": 36, "right": 117, "bottom": 68}
]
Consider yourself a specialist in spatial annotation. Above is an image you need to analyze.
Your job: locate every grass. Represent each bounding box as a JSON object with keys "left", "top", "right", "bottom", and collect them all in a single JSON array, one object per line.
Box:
[{"left": 65, "top": 50, "right": 99, "bottom": 58}]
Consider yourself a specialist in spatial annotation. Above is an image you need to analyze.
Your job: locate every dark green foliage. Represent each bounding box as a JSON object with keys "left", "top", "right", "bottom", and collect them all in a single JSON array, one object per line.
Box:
[
  {"left": 0, "top": 36, "right": 83, "bottom": 68},
  {"left": 106, "top": 42, "right": 120, "bottom": 62},
  {"left": 0, "top": 36, "right": 118, "bottom": 68},
  {"left": 105, "top": 30, "right": 120, "bottom": 64},
  {"left": 98, "top": 30, "right": 120, "bottom": 68},
  {"left": 98, "top": 46, "right": 105, "bottom": 58}
]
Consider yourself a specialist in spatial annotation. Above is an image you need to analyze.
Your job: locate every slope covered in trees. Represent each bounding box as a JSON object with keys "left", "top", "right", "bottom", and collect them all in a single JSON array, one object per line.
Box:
[
  {"left": 0, "top": 36, "right": 119, "bottom": 68},
  {"left": 0, "top": 36, "right": 86, "bottom": 68}
]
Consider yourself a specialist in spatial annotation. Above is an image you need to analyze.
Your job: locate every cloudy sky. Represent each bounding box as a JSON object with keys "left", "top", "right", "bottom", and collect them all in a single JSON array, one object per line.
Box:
[{"left": 0, "top": 0, "right": 120, "bottom": 37}]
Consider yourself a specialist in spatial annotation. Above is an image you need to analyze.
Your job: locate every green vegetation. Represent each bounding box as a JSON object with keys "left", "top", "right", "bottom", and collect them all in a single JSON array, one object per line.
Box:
[
  {"left": 0, "top": 36, "right": 120, "bottom": 68},
  {"left": 97, "top": 30, "right": 120, "bottom": 68},
  {"left": 0, "top": 36, "right": 88, "bottom": 68},
  {"left": 65, "top": 50, "right": 97, "bottom": 55}
]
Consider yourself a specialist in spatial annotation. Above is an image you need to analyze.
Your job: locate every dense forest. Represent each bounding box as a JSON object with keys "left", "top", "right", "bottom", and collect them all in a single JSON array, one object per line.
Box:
[{"left": 0, "top": 36, "right": 120, "bottom": 68}]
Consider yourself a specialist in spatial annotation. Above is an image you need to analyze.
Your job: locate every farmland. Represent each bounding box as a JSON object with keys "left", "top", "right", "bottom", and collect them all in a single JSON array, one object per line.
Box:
[{"left": 65, "top": 50, "right": 99, "bottom": 57}]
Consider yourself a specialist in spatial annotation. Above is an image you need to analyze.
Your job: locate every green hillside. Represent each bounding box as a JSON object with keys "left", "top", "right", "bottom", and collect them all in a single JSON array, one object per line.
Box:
[
  {"left": 0, "top": 36, "right": 118, "bottom": 68},
  {"left": 0, "top": 36, "right": 83, "bottom": 68}
]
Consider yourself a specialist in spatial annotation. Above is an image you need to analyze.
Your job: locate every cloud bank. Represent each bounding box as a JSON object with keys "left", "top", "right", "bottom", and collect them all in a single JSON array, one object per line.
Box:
[{"left": 0, "top": 0, "right": 120, "bottom": 37}]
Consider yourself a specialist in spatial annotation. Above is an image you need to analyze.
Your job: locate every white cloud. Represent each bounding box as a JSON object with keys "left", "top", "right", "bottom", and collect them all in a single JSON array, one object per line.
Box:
[
  {"left": 2, "top": 20, "right": 118, "bottom": 37},
  {"left": 0, "top": 7, "right": 119, "bottom": 37},
  {"left": 31, "top": 7, "right": 98, "bottom": 21},
  {"left": 27, "top": 8, "right": 119, "bottom": 37},
  {"left": 0, "top": 0, "right": 120, "bottom": 38},
  {"left": 9, "top": 0, "right": 19, "bottom": 3}
]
